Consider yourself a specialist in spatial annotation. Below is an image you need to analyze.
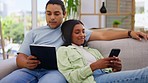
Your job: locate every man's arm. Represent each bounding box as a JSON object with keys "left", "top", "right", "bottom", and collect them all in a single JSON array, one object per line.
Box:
[
  {"left": 16, "top": 53, "right": 28, "bottom": 68},
  {"left": 16, "top": 53, "right": 40, "bottom": 69},
  {"left": 89, "top": 28, "right": 148, "bottom": 41}
]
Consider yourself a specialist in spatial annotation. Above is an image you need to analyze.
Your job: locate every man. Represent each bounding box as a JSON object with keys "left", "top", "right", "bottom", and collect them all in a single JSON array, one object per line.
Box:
[{"left": 1, "top": 0, "right": 148, "bottom": 83}]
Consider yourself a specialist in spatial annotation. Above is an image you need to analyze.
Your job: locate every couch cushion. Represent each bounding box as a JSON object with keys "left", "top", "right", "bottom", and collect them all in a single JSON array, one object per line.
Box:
[
  {"left": 0, "top": 57, "right": 18, "bottom": 79},
  {"left": 88, "top": 38, "right": 148, "bottom": 71}
]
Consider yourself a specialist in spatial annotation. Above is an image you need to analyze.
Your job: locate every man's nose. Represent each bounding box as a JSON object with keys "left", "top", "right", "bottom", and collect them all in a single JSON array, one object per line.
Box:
[{"left": 50, "top": 15, "right": 55, "bottom": 19}]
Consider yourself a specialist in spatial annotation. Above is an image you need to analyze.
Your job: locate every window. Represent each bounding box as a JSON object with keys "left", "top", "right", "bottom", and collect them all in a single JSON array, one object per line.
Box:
[
  {"left": 135, "top": 0, "right": 148, "bottom": 32},
  {"left": 37, "top": 0, "right": 49, "bottom": 27},
  {"left": 0, "top": 0, "right": 55, "bottom": 59},
  {"left": 0, "top": 0, "right": 31, "bottom": 59},
  {"left": 0, "top": 0, "right": 32, "bottom": 40}
]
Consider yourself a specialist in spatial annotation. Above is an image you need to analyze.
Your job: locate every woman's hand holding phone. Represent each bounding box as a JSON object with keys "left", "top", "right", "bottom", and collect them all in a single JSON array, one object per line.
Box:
[{"left": 108, "top": 49, "right": 122, "bottom": 71}]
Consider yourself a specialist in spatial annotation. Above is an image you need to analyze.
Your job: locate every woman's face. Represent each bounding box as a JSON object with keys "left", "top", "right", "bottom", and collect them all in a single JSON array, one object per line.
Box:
[{"left": 72, "top": 24, "right": 86, "bottom": 46}]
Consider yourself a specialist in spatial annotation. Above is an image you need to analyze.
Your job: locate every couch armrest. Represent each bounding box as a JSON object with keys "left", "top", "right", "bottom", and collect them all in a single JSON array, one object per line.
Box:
[
  {"left": 88, "top": 38, "right": 148, "bottom": 71},
  {"left": 0, "top": 57, "right": 18, "bottom": 79}
]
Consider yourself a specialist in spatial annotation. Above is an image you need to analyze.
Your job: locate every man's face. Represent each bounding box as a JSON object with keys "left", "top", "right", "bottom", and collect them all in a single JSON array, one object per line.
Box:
[{"left": 46, "top": 4, "right": 65, "bottom": 29}]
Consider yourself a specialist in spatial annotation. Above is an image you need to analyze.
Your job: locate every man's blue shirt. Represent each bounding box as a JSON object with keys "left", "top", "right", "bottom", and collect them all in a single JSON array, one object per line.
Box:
[{"left": 18, "top": 25, "right": 92, "bottom": 56}]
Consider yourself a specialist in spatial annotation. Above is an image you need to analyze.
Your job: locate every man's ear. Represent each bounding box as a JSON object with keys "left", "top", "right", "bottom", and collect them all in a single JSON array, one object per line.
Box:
[{"left": 63, "top": 12, "right": 67, "bottom": 18}]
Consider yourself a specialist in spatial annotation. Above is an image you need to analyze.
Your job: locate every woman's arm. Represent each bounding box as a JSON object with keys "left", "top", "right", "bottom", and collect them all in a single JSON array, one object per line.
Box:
[
  {"left": 57, "top": 47, "right": 93, "bottom": 83},
  {"left": 88, "top": 48, "right": 121, "bottom": 72}
]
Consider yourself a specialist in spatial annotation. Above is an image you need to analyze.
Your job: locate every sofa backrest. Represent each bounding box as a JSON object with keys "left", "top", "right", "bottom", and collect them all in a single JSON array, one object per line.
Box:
[{"left": 88, "top": 38, "right": 148, "bottom": 71}]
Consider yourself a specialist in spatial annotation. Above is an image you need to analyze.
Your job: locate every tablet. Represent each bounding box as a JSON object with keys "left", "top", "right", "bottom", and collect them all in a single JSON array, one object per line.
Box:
[{"left": 30, "top": 44, "right": 57, "bottom": 70}]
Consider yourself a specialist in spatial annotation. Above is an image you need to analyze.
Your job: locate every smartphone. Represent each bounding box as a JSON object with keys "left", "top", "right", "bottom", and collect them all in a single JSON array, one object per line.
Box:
[{"left": 109, "top": 49, "right": 120, "bottom": 57}]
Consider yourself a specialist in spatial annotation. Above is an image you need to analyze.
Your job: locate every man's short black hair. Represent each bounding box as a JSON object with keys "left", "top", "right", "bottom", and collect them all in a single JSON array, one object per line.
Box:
[{"left": 45, "top": 0, "right": 66, "bottom": 13}]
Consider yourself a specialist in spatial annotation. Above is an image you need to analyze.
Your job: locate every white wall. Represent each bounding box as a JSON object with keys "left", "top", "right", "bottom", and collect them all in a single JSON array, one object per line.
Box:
[{"left": 80, "top": 0, "right": 106, "bottom": 29}]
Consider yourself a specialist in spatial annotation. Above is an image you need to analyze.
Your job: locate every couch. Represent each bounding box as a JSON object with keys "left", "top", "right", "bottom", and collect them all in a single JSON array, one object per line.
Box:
[{"left": 0, "top": 38, "right": 148, "bottom": 80}]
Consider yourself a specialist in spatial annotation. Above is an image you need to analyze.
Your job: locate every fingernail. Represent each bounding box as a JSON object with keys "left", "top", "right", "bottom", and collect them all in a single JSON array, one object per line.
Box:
[{"left": 139, "top": 38, "right": 142, "bottom": 40}]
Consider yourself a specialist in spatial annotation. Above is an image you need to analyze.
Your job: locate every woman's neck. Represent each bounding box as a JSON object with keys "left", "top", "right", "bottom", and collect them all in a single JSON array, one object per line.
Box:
[{"left": 72, "top": 43, "right": 82, "bottom": 47}]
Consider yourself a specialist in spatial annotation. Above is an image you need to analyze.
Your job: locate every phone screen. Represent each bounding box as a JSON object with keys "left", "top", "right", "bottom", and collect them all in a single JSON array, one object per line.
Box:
[{"left": 109, "top": 49, "right": 120, "bottom": 57}]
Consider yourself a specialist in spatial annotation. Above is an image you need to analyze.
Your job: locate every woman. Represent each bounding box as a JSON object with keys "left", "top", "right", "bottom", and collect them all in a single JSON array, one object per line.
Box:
[{"left": 57, "top": 19, "right": 148, "bottom": 83}]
